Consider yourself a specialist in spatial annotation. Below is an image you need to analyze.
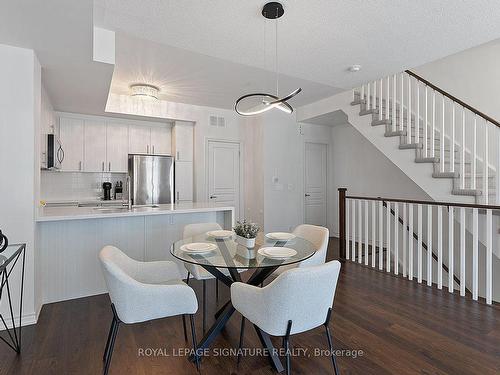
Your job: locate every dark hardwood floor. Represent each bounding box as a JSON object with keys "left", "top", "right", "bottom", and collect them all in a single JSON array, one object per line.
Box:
[{"left": 1, "top": 238, "right": 499, "bottom": 374}]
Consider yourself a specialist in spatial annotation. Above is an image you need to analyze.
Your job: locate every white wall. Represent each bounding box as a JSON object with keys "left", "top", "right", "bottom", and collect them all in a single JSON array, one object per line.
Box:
[{"left": 0, "top": 44, "right": 40, "bottom": 326}]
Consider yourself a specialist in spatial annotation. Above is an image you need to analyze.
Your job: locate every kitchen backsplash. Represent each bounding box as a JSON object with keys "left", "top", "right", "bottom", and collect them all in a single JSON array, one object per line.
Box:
[{"left": 41, "top": 171, "right": 127, "bottom": 202}]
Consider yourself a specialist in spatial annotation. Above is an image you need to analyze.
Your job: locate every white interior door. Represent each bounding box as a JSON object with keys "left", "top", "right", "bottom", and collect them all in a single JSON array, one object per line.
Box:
[
  {"left": 304, "top": 142, "right": 327, "bottom": 226},
  {"left": 207, "top": 140, "right": 241, "bottom": 219}
]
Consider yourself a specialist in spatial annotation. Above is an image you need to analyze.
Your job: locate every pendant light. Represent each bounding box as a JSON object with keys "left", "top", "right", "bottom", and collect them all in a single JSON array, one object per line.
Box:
[{"left": 235, "top": 2, "right": 301, "bottom": 116}]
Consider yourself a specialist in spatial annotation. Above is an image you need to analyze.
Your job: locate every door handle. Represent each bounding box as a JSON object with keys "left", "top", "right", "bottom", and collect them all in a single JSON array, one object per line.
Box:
[
  {"left": 305, "top": 193, "right": 311, "bottom": 197},
  {"left": 210, "top": 195, "right": 217, "bottom": 199}
]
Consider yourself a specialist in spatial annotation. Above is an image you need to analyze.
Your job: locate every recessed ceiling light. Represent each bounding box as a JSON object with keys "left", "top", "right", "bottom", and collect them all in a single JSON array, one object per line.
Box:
[
  {"left": 130, "top": 84, "right": 160, "bottom": 100},
  {"left": 349, "top": 64, "right": 362, "bottom": 72}
]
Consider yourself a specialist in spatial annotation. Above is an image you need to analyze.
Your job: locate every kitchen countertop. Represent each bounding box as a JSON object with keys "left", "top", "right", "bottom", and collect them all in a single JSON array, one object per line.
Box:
[{"left": 36, "top": 202, "right": 234, "bottom": 222}]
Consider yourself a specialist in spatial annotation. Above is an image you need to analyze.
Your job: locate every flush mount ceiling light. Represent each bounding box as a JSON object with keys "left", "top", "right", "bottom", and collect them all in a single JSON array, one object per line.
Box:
[
  {"left": 234, "top": 2, "right": 301, "bottom": 116},
  {"left": 130, "top": 84, "right": 160, "bottom": 100}
]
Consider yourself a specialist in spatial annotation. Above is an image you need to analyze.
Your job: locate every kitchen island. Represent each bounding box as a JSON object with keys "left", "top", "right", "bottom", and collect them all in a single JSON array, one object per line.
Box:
[{"left": 36, "top": 203, "right": 234, "bottom": 304}]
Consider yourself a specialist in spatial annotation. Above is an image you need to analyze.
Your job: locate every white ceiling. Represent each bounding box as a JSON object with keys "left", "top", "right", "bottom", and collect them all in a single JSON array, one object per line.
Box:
[{"left": 95, "top": 0, "right": 500, "bottom": 89}]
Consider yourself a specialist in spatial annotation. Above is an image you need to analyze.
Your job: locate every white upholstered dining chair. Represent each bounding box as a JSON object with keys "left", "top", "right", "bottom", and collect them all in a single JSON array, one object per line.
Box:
[
  {"left": 232, "top": 260, "right": 342, "bottom": 375},
  {"left": 99, "top": 246, "right": 199, "bottom": 375}
]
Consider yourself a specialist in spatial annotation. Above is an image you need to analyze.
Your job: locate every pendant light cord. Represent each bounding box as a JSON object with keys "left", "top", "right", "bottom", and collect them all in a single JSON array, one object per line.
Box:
[{"left": 275, "top": 11, "right": 279, "bottom": 96}]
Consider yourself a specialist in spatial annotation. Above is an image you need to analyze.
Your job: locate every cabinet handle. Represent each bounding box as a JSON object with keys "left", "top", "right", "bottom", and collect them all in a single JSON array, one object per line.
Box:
[
  {"left": 176, "top": 191, "right": 179, "bottom": 202},
  {"left": 79, "top": 161, "right": 82, "bottom": 171},
  {"left": 147, "top": 145, "right": 149, "bottom": 154},
  {"left": 152, "top": 145, "right": 155, "bottom": 154},
  {"left": 305, "top": 193, "right": 311, "bottom": 197},
  {"left": 109, "top": 162, "right": 111, "bottom": 172},
  {"left": 210, "top": 195, "right": 217, "bottom": 199},
  {"left": 102, "top": 162, "right": 104, "bottom": 172},
  {"left": 176, "top": 151, "right": 180, "bottom": 160}
]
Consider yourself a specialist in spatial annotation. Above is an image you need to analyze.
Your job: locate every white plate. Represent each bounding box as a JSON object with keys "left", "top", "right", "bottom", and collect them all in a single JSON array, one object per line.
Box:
[
  {"left": 206, "top": 230, "right": 233, "bottom": 239},
  {"left": 265, "top": 232, "right": 296, "bottom": 241},
  {"left": 181, "top": 242, "right": 217, "bottom": 253},
  {"left": 258, "top": 247, "right": 297, "bottom": 259}
]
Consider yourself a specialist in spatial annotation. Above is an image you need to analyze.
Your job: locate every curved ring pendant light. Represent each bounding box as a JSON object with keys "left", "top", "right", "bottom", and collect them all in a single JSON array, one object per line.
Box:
[{"left": 235, "top": 2, "right": 301, "bottom": 116}]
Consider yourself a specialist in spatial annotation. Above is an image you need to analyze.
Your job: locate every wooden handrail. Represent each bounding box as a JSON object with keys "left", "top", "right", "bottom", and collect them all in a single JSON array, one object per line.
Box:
[
  {"left": 405, "top": 69, "right": 500, "bottom": 128},
  {"left": 346, "top": 195, "right": 500, "bottom": 211}
]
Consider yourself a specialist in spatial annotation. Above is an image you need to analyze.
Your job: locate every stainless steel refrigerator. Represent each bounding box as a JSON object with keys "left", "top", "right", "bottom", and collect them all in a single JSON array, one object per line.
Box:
[{"left": 128, "top": 154, "right": 174, "bottom": 205}]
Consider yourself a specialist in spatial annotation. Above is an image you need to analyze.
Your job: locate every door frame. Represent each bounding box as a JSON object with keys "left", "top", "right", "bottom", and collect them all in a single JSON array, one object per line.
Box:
[
  {"left": 204, "top": 138, "right": 244, "bottom": 222},
  {"left": 302, "top": 141, "right": 329, "bottom": 227}
]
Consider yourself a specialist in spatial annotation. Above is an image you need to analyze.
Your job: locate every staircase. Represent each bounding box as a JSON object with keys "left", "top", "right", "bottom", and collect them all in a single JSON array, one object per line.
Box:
[{"left": 350, "top": 71, "right": 498, "bottom": 205}]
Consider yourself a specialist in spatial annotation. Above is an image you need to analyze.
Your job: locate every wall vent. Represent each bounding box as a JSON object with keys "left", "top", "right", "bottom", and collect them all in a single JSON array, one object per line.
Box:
[{"left": 210, "top": 115, "right": 226, "bottom": 128}]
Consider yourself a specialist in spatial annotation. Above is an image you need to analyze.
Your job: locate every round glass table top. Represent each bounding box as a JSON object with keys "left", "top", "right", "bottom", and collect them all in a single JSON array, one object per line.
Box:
[{"left": 170, "top": 233, "right": 316, "bottom": 269}]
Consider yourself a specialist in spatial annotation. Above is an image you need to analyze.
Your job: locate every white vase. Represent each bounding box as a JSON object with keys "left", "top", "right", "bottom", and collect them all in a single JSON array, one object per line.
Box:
[{"left": 236, "top": 235, "right": 256, "bottom": 248}]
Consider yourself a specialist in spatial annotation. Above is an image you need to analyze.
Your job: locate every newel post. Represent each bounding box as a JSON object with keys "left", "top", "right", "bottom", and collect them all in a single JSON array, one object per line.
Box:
[{"left": 338, "top": 188, "right": 347, "bottom": 260}]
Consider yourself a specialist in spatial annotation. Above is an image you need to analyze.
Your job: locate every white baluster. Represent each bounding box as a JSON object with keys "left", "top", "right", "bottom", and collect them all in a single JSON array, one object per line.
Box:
[
  {"left": 417, "top": 204, "right": 422, "bottom": 283},
  {"left": 440, "top": 96, "right": 445, "bottom": 173},
  {"left": 352, "top": 88, "right": 355, "bottom": 102},
  {"left": 407, "top": 75, "right": 412, "bottom": 144},
  {"left": 371, "top": 200, "right": 376, "bottom": 267},
  {"left": 486, "top": 209, "right": 492, "bottom": 304},
  {"left": 424, "top": 86, "right": 428, "bottom": 158},
  {"left": 378, "top": 200, "right": 383, "bottom": 270},
  {"left": 437, "top": 205, "right": 443, "bottom": 289},
  {"left": 427, "top": 205, "right": 433, "bottom": 287},
  {"left": 451, "top": 103, "right": 455, "bottom": 173},
  {"left": 379, "top": 78, "right": 383, "bottom": 121},
  {"left": 402, "top": 203, "right": 407, "bottom": 278},
  {"left": 386, "top": 201, "right": 391, "bottom": 272},
  {"left": 364, "top": 200, "right": 369, "bottom": 265},
  {"left": 400, "top": 72, "right": 404, "bottom": 132},
  {"left": 392, "top": 74, "right": 397, "bottom": 132},
  {"left": 460, "top": 207, "right": 466, "bottom": 296},
  {"left": 415, "top": 81, "right": 420, "bottom": 144},
  {"left": 448, "top": 206, "right": 454, "bottom": 293},
  {"left": 351, "top": 199, "right": 356, "bottom": 261},
  {"left": 394, "top": 202, "right": 399, "bottom": 275},
  {"left": 472, "top": 208, "right": 478, "bottom": 300},
  {"left": 346, "top": 198, "right": 350, "bottom": 260},
  {"left": 361, "top": 84, "right": 365, "bottom": 104},
  {"left": 408, "top": 204, "right": 414, "bottom": 280},
  {"left": 358, "top": 199, "right": 362, "bottom": 263},
  {"left": 461, "top": 108, "right": 466, "bottom": 189},
  {"left": 373, "top": 80, "right": 377, "bottom": 111},
  {"left": 367, "top": 83, "right": 371, "bottom": 110},
  {"left": 431, "top": 90, "right": 436, "bottom": 157},
  {"left": 472, "top": 116, "right": 477, "bottom": 190},
  {"left": 483, "top": 120, "right": 489, "bottom": 204},
  {"left": 386, "top": 76, "right": 390, "bottom": 121}
]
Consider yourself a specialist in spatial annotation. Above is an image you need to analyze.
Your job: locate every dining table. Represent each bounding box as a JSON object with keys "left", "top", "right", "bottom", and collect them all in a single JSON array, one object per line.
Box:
[{"left": 170, "top": 232, "right": 316, "bottom": 372}]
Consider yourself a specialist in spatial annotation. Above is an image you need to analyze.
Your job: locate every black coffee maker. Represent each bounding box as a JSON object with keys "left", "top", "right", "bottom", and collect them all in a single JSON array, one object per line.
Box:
[{"left": 102, "top": 182, "right": 112, "bottom": 200}]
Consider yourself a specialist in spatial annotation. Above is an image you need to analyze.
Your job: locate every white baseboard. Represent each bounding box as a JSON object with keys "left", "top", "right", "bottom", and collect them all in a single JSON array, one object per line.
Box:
[{"left": 0, "top": 312, "right": 37, "bottom": 330}]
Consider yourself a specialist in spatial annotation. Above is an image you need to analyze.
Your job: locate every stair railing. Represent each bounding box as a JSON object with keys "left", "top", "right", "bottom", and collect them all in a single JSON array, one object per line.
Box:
[
  {"left": 338, "top": 188, "right": 497, "bottom": 305},
  {"left": 353, "top": 71, "right": 500, "bottom": 204}
]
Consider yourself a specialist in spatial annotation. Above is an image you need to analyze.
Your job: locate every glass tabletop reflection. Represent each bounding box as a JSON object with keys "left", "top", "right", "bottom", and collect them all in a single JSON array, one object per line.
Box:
[{"left": 170, "top": 233, "right": 316, "bottom": 269}]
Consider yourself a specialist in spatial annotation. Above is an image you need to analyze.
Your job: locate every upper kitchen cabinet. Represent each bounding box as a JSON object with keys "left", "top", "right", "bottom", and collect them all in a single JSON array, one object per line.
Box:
[
  {"left": 59, "top": 117, "right": 84, "bottom": 171},
  {"left": 106, "top": 123, "right": 129, "bottom": 172},
  {"left": 83, "top": 120, "right": 107, "bottom": 172},
  {"left": 150, "top": 126, "right": 171, "bottom": 155},
  {"left": 172, "top": 121, "right": 194, "bottom": 161},
  {"left": 129, "top": 125, "right": 151, "bottom": 154}
]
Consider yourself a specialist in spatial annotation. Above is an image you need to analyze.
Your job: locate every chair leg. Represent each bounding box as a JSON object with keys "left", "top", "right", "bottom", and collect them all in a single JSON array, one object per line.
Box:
[
  {"left": 104, "top": 306, "right": 120, "bottom": 375},
  {"left": 103, "top": 316, "right": 116, "bottom": 362},
  {"left": 182, "top": 315, "right": 188, "bottom": 342},
  {"left": 284, "top": 320, "right": 292, "bottom": 375},
  {"left": 202, "top": 280, "right": 207, "bottom": 333},
  {"left": 237, "top": 317, "right": 246, "bottom": 366},
  {"left": 186, "top": 272, "right": 191, "bottom": 285},
  {"left": 215, "top": 279, "right": 219, "bottom": 301},
  {"left": 324, "top": 307, "right": 339, "bottom": 375},
  {"left": 190, "top": 314, "right": 200, "bottom": 372}
]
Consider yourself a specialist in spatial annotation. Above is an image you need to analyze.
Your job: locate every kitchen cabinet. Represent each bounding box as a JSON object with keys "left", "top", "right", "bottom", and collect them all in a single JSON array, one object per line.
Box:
[
  {"left": 106, "top": 123, "right": 128, "bottom": 172},
  {"left": 150, "top": 126, "right": 171, "bottom": 155},
  {"left": 59, "top": 117, "right": 84, "bottom": 171},
  {"left": 172, "top": 121, "right": 193, "bottom": 161},
  {"left": 84, "top": 120, "right": 107, "bottom": 172},
  {"left": 129, "top": 125, "right": 151, "bottom": 154},
  {"left": 175, "top": 161, "right": 193, "bottom": 202}
]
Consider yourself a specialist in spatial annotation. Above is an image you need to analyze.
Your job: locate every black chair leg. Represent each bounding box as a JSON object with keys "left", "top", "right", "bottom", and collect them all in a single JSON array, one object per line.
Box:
[
  {"left": 103, "top": 317, "right": 116, "bottom": 362},
  {"left": 182, "top": 315, "right": 188, "bottom": 341},
  {"left": 104, "top": 306, "right": 120, "bottom": 375},
  {"left": 190, "top": 314, "right": 200, "bottom": 372},
  {"left": 324, "top": 307, "right": 339, "bottom": 375},
  {"left": 202, "top": 280, "right": 207, "bottom": 333},
  {"left": 215, "top": 279, "right": 219, "bottom": 301},
  {"left": 284, "top": 320, "right": 292, "bottom": 375},
  {"left": 237, "top": 317, "right": 246, "bottom": 366},
  {"left": 186, "top": 272, "right": 191, "bottom": 285}
]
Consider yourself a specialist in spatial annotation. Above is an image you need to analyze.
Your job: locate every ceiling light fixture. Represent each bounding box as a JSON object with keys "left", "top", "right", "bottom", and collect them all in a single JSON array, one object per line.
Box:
[
  {"left": 130, "top": 84, "right": 160, "bottom": 100},
  {"left": 234, "top": 2, "right": 301, "bottom": 116}
]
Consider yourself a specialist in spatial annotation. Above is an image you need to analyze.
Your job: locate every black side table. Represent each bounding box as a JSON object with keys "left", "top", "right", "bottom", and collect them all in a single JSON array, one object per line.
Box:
[{"left": 0, "top": 243, "right": 26, "bottom": 353}]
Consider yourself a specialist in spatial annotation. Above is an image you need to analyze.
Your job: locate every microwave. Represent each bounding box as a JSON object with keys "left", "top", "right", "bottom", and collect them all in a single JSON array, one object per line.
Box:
[{"left": 42, "top": 134, "right": 64, "bottom": 169}]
